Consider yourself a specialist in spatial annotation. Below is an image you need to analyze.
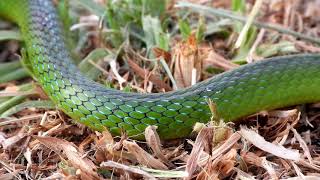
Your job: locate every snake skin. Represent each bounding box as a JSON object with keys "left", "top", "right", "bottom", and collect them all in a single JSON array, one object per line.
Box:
[{"left": 1, "top": 0, "right": 320, "bottom": 139}]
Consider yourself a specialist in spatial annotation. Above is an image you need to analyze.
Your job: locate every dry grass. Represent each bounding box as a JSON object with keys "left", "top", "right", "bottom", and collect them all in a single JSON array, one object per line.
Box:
[{"left": 0, "top": 0, "right": 320, "bottom": 179}]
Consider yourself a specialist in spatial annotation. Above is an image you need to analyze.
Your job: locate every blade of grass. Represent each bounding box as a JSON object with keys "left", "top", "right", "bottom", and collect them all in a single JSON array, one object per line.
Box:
[
  {"left": 235, "top": 0, "right": 263, "bottom": 48},
  {"left": 0, "top": 97, "right": 10, "bottom": 105},
  {"left": 0, "top": 96, "right": 26, "bottom": 115},
  {"left": 159, "top": 57, "right": 177, "bottom": 90},
  {"left": 1, "top": 100, "right": 55, "bottom": 117},
  {"left": 0, "top": 30, "right": 21, "bottom": 41},
  {"left": 0, "top": 83, "right": 34, "bottom": 115},
  {"left": 0, "top": 68, "right": 29, "bottom": 84},
  {"left": 178, "top": 19, "right": 192, "bottom": 40},
  {"left": 256, "top": 41, "right": 297, "bottom": 57},
  {"left": 0, "top": 61, "right": 22, "bottom": 76}
]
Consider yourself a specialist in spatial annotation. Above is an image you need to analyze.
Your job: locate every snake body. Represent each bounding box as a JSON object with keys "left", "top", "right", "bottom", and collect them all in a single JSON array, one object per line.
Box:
[{"left": 1, "top": 0, "right": 320, "bottom": 139}]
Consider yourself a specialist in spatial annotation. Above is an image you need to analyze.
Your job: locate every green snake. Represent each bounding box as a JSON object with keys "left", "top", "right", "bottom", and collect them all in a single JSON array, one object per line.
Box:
[{"left": 1, "top": 0, "right": 320, "bottom": 139}]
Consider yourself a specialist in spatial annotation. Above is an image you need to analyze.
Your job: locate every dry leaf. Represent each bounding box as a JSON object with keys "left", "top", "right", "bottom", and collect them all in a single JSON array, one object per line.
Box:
[
  {"left": 241, "top": 151, "right": 263, "bottom": 167},
  {"left": 95, "top": 130, "right": 136, "bottom": 163},
  {"left": 34, "top": 136, "right": 100, "bottom": 180},
  {"left": 291, "top": 127, "right": 313, "bottom": 163},
  {"left": 211, "top": 132, "right": 241, "bottom": 160},
  {"left": 218, "top": 148, "right": 237, "bottom": 176},
  {"left": 153, "top": 47, "right": 172, "bottom": 62},
  {"left": 145, "top": 126, "right": 174, "bottom": 167},
  {"left": 240, "top": 126, "right": 300, "bottom": 161},
  {"left": 0, "top": 173, "right": 15, "bottom": 180},
  {"left": 123, "top": 140, "right": 168, "bottom": 170},
  {"left": 2, "top": 127, "right": 27, "bottom": 150},
  {"left": 242, "top": 151, "right": 278, "bottom": 179},
  {"left": 185, "top": 127, "right": 213, "bottom": 180}
]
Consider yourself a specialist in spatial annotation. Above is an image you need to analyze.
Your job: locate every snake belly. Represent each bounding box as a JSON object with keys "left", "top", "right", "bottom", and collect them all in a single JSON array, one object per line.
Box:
[{"left": 0, "top": 0, "right": 320, "bottom": 139}]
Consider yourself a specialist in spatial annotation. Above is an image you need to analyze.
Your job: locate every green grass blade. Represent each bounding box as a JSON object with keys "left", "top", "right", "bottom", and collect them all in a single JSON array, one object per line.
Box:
[
  {"left": 0, "top": 30, "right": 21, "bottom": 41},
  {"left": 1, "top": 100, "right": 55, "bottom": 117},
  {"left": 0, "top": 68, "right": 29, "bottom": 83}
]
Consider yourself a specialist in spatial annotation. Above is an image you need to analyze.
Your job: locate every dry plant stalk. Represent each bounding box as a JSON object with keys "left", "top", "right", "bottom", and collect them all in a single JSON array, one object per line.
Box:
[{"left": 173, "top": 34, "right": 202, "bottom": 88}]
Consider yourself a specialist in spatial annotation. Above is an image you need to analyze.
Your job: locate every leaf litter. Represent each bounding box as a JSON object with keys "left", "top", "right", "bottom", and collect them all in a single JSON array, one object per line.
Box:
[{"left": 0, "top": 0, "right": 320, "bottom": 179}]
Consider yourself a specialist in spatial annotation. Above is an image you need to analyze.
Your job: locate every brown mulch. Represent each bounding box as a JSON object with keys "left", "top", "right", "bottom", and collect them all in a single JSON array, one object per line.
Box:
[{"left": 1, "top": 0, "right": 320, "bottom": 179}]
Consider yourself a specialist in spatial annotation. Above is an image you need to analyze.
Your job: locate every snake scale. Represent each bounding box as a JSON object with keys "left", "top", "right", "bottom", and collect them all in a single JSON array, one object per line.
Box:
[{"left": 1, "top": 0, "right": 320, "bottom": 139}]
